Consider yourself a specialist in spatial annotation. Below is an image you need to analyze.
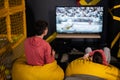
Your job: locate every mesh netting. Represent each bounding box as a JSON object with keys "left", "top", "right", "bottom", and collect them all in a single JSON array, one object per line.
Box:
[
  {"left": 10, "top": 11, "right": 24, "bottom": 43},
  {"left": 0, "top": 17, "right": 9, "bottom": 49},
  {"left": 9, "top": 0, "right": 22, "bottom": 7},
  {"left": 10, "top": 12, "right": 23, "bottom": 34},
  {"left": 0, "top": 0, "right": 25, "bottom": 78},
  {"left": 0, "top": 17, "right": 7, "bottom": 35},
  {"left": 0, "top": 38, "right": 9, "bottom": 50},
  {"left": 0, "top": 0, "right": 5, "bottom": 9},
  {"left": 0, "top": 0, "right": 26, "bottom": 50}
]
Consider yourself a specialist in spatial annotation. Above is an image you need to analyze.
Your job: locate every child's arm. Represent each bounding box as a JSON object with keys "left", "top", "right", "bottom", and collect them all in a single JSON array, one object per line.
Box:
[
  {"left": 83, "top": 47, "right": 92, "bottom": 59},
  {"left": 83, "top": 53, "right": 89, "bottom": 59}
]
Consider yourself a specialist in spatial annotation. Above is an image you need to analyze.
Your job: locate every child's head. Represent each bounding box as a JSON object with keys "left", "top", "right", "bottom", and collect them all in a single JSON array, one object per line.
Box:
[
  {"left": 34, "top": 20, "right": 48, "bottom": 36},
  {"left": 89, "top": 49, "right": 108, "bottom": 65},
  {"left": 92, "top": 51, "right": 103, "bottom": 64}
]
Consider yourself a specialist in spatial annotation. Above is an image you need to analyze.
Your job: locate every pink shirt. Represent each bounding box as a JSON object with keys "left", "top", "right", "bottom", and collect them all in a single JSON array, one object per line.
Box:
[{"left": 24, "top": 36, "right": 54, "bottom": 66}]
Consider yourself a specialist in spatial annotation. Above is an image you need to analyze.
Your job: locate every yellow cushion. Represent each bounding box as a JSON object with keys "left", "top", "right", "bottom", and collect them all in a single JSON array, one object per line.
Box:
[
  {"left": 12, "top": 56, "right": 64, "bottom": 80},
  {"left": 65, "top": 58, "right": 120, "bottom": 80}
]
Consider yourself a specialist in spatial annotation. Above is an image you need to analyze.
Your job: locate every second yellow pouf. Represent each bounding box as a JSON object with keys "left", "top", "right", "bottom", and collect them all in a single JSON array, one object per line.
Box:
[{"left": 65, "top": 58, "right": 120, "bottom": 80}]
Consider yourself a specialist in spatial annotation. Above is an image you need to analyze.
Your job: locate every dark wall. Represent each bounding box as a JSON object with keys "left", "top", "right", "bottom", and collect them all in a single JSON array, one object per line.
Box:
[
  {"left": 25, "top": 1, "right": 35, "bottom": 37},
  {"left": 25, "top": 0, "right": 77, "bottom": 37},
  {"left": 107, "top": 0, "right": 120, "bottom": 57}
]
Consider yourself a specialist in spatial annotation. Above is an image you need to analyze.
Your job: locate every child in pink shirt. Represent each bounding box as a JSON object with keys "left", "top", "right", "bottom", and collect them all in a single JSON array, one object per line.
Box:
[
  {"left": 24, "top": 20, "right": 55, "bottom": 66},
  {"left": 83, "top": 47, "right": 111, "bottom": 66}
]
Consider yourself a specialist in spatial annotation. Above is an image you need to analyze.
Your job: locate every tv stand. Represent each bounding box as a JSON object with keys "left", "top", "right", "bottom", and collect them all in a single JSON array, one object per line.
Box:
[{"left": 56, "top": 34, "right": 101, "bottom": 38}]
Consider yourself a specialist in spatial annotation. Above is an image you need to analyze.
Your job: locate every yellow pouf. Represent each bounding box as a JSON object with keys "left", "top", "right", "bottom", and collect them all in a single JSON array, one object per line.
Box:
[
  {"left": 12, "top": 56, "right": 64, "bottom": 80},
  {"left": 65, "top": 58, "right": 120, "bottom": 80}
]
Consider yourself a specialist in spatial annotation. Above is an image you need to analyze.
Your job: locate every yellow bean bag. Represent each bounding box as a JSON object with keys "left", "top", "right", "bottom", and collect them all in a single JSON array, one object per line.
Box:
[
  {"left": 12, "top": 56, "right": 64, "bottom": 80},
  {"left": 65, "top": 58, "right": 120, "bottom": 80}
]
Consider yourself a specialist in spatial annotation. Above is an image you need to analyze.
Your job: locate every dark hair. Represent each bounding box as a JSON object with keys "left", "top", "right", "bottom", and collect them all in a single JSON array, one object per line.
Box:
[
  {"left": 92, "top": 51, "right": 103, "bottom": 64},
  {"left": 34, "top": 20, "right": 48, "bottom": 35}
]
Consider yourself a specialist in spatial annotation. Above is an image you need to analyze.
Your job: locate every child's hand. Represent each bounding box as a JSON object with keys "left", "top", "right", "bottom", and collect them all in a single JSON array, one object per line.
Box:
[
  {"left": 83, "top": 53, "right": 89, "bottom": 59},
  {"left": 51, "top": 49, "right": 55, "bottom": 57}
]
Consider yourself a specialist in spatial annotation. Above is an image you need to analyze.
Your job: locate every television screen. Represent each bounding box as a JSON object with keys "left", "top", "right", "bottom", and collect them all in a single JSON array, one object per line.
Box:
[{"left": 56, "top": 6, "right": 104, "bottom": 34}]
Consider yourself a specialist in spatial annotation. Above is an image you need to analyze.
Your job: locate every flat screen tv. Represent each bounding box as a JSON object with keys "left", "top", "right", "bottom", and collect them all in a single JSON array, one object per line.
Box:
[{"left": 56, "top": 6, "right": 104, "bottom": 38}]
